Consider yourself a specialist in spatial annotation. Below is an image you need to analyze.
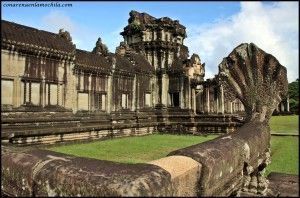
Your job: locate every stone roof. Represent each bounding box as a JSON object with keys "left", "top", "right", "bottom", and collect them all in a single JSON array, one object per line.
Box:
[
  {"left": 1, "top": 20, "right": 75, "bottom": 55},
  {"left": 2, "top": 19, "right": 154, "bottom": 75},
  {"left": 115, "top": 42, "right": 154, "bottom": 74},
  {"left": 113, "top": 54, "right": 136, "bottom": 73},
  {"left": 75, "top": 49, "right": 112, "bottom": 73},
  {"left": 121, "top": 10, "right": 186, "bottom": 37},
  {"left": 127, "top": 52, "right": 154, "bottom": 73}
]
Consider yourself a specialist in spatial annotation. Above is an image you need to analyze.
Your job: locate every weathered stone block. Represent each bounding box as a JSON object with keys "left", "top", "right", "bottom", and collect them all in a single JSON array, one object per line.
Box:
[{"left": 148, "top": 155, "right": 201, "bottom": 196}]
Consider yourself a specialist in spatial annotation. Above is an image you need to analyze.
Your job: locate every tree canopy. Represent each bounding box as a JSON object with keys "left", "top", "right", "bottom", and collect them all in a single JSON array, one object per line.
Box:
[{"left": 288, "top": 79, "right": 299, "bottom": 113}]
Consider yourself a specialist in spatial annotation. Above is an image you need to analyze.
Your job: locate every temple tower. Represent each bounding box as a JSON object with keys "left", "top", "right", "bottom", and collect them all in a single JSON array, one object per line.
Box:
[{"left": 120, "top": 10, "right": 189, "bottom": 108}]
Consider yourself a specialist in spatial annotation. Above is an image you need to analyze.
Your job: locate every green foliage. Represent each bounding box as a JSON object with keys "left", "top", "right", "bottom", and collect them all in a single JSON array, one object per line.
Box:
[
  {"left": 288, "top": 79, "right": 299, "bottom": 112},
  {"left": 270, "top": 115, "right": 299, "bottom": 134},
  {"left": 48, "top": 134, "right": 218, "bottom": 164},
  {"left": 129, "top": 20, "right": 141, "bottom": 33},
  {"left": 289, "top": 98, "right": 299, "bottom": 113}
]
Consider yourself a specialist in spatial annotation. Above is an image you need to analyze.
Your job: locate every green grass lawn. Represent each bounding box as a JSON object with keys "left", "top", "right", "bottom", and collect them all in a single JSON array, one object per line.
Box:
[
  {"left": 267, "top": 115, "right": 299, "bottom": 175},
  {"left": 266, "top": 136, "right": 299, "bottom": 175},
  {"left": 48, "top": 134, "right": 218, "bottom": 164},
  {"left": 270, "top": 115, "right": 299, "bottom": 134},
  {"left": 48, "top": 115, "right": 298, "bottom": 174}
]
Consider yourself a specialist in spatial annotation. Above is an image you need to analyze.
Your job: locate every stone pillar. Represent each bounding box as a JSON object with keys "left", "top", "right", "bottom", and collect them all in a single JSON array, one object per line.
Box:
[
  {"left": 205, "top": 85, "right": 210, "bottom": 113},
  {"left": 220, "top": 85, "right": 225, "bottom": 114},
  {"left": 88, "top": 74, "right": 92, "bottom": 111},
  {"left": 280, "top": 102, "right": 284, "bottom": 112},
  {"left": 64, "top": 61, "right": 77, "bottom": 112},
  {"left": 26, "top": 82, "right": 30, "bottom": 103},
  {"left": 188, "top": 78, "right": 192, "bottom": 109},
  {"left": 157, "top": 74, "right": 162, "bottom": 106},
  {"left": 57, "top": 83, "right": 60, "bottom": 106},
  {"left": 161, "top": 73, "right": 169, "bottom": 106},
  {"left": 192, "top": 88, "right": 196, "bottom": 113},
  {"left": 107, "top": 75, "right": 112, "bottom": 113},
  {"left": 180, "top": 76, "right": 184, "bottom": 108},
  {"left": 151, "top": 76, "right": 157, "bottom": 107},
  {"left": 61, "top": 84, "right": 65, "bottom": 106},
  {"left": 153, "top": 51, "right": 157, "bottom": 70},
  {"left": 200, "top": 91, "right": 204, "bottom": 113},
  {"left": 161, "top": 50, "right": 165, "bottom": 69},
  {"left": 215, "top": 91, "right": 219, "bottom": 114},
  {"left": 132, "top": 75, "right": 136, "bottom": 111},
  {"left": 230, "top": 102, "right": 233, "bottom": 114},
  {"left": 165, "top": 50, "right": 169, "bottom": 68},
  {"left": 41, "top": 76, "right": 46, "bottom": 107},
  {"left": 13, "top": 77, "right": 21, "bottom": 107}
]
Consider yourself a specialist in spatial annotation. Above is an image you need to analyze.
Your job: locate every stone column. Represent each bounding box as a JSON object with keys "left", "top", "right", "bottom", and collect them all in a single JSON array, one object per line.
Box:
[
  {"left": 157, "top": 74, "right": 162, "bottom": 105},
  {"left": 64, "top": 61, "right": 77, "bottom": 112},
  {"left": 220, "top": 85, "right": 225, "bottom": 114},
  {"left": 200, "top": 91, "right": 204, "bottom": 112},
  {"left": 215, "top": 91, "right": 219, "bottom": 114},
  {"left": 61, "top": 84, "right": 65, "bottom": 106},
  {"left": 161, "top": 73, "right": 169, "bottom": 106},
  {"left": 41, "top": 76, "right": 46, "bottom": 107},
  {"left": 205, "top": 85, "right": 210, "bottom": 113},
  {"left": 107, "top": 75, "right": 112, "bottom": 113},
  {"left": 151, "top": 76, "right": 157, "bottom": 107},
  {"left": 161, "top": 50, "right": 165, "bottom": 69},
  {"left": 280, "top": 102, "right": 285, "bottom": 112},
  {"left": 153, "top": 51, "right": 157, "bottom": 70},
  {"left": 188, "top": 78, "right": 192, "bottom": 109},
  {"left": 180, "top": 76, "right": 184, "bottom": 108},
  {"left": 230, "top": 102, "right": 233, "bottom": 114},
  {"left": 88, "top": 74, "right": 92, "bottom": 111},
  {"left": 57, "top": 83, "right": 60, "bottom": 106},
  {"left": 13, "top": 77, "right": 21, "bottom": 107},
  {"left": 192, "top": 88, "right": 196, "bottom": 113},
  {"left": 165, "top": 50, "right": 169, "bottom": 68},
  {"left": 26, "top": 82, "right": 31, "bottom": 103},
  {"left": 132, "top": 75, "right": 136, "bottom": 111}
]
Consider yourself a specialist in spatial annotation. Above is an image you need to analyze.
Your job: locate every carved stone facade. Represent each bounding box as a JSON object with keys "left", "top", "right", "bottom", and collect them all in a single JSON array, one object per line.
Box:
[{"left": 1, "top": 11, "right": 247, "bottom": 144}]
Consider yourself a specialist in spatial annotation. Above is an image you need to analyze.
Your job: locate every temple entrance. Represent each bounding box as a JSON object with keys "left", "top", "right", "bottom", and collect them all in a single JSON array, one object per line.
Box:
[{"left": 170, "top": 92, "right": 180, "bottom": 107}]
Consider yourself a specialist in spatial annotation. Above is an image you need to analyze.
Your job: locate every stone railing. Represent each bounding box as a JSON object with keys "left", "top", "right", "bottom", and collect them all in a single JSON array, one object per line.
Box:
[
  {"left": 1, "top": 43, "right": 288, "bottom": 196},
  {"left": 1, "top": 110, "right": 241, "bottom": 145}
]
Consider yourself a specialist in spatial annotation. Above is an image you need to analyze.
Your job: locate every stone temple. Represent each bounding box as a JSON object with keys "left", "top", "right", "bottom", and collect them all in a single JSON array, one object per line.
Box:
[
  {"left": 1, "top": 11, "right": 288, "bottom": 144},
  {"left": 2, "top": 10, "right": 297, "bottom": 197}
]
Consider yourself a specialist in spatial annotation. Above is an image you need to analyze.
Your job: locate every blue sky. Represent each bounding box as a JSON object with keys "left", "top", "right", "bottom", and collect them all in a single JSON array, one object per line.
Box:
[{"left": 2, "top": 1, "right": 299, "bottom": 82}]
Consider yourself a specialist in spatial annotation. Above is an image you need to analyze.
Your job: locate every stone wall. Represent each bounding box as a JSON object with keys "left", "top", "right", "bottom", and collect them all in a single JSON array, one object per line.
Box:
[{"left": 1, "top": 109, "right": 242, "bottom": 145}]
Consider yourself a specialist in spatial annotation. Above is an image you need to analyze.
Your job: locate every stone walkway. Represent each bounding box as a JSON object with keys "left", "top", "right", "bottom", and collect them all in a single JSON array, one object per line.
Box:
[{"left": 267, "top": 172, "right": 299, "bottom": 197}]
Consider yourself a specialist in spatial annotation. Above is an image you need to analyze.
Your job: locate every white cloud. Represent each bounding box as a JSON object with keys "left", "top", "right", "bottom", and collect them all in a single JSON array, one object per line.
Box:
[
  {"left": 42, "top": 11, "right": 76, "bottom": 33},
  {"left": 41, "top": 11, "right": 100, "bottom": 51},
  {"left": 185, "top": 2, "right": 299, "bottom": 82}
]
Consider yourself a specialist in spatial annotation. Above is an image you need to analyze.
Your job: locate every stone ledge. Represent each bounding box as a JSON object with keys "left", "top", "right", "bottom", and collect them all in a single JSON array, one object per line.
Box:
[
  {"left": 1, "top": 146, "right": 173, "bottom": 197},
  {"left": 267, "top": 172, "right": 299, "bottom": 197},
  {"left": 148, "top": 155, "right": 201, "bottom": 196},
  {"left": 168, "top": 121, "right": 270, "bottom": 196}
]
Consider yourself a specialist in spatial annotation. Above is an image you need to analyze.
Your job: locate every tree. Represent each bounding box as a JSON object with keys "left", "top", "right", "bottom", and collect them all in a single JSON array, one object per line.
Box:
[{"left": 288, "top": 79, "right": 299, "bottom": 113}]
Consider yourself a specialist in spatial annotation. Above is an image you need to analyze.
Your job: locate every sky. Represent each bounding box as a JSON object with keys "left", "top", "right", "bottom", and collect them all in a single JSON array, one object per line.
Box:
[{"left": 2, "top": 1, "right": 299, "bottom": 82}]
